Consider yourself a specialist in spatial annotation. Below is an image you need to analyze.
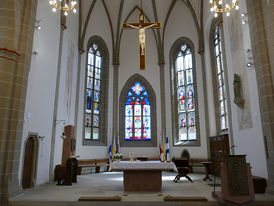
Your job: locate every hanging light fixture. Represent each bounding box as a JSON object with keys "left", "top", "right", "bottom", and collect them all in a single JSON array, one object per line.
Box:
[
  {"left": 49, "top": 0, "right": 77, "bottom": 16},
  {"left": 210, "top": 0, "right": 239, "bottom": 17}
]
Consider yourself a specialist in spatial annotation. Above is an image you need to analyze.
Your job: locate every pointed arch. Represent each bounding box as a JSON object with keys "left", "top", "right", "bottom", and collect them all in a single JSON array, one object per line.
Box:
[
  {"left": 170, "top": 37, "right": 200, "bottom": 146},
  {"left": 22, "top": 134, "right": 39, "bottom": 189},
  {"left": 83, "top": 35, "right": 109, "bottom": 146},
  {"left": 119, "top": 74, "right": 157, "bottom": 147},
  {"left": 209, "top": 17, "right": 232, "bottom": 135},
  {"left": 210, "top": 18, "right": 227, "bottom": 133}
]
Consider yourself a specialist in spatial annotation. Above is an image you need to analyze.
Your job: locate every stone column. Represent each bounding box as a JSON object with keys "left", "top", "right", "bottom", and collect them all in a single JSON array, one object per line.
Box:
[
  {"left": 73, "top": 49, "right": 84, "bottom": 151},
  {"left": 159, "top": 62, "right": 167, "bottom": 134},
  {"left": 0, "top": 0, "right": 38, "bottom": 205},
  {"left": 112, "top": 62, "right": 119, "bottom": 143},
  {"left": 49, "top": 15, "right": 66, "bottom": 183},
  {"left": 198, "top": 49, "right": 211, "bottom": 153},
  {"left": 246, "top": 0, "right": 274, "bottom": 195}
]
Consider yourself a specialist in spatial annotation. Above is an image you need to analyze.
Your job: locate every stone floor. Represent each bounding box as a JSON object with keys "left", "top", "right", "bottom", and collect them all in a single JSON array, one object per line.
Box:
[{"left": 10, "top": 172, "right": 274, "bottom": 206}]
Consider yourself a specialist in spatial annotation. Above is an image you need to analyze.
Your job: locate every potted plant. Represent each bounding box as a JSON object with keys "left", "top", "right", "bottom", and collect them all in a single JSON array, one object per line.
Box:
[{"left": 113, "top": 153, "right": 124, "bottom": 162}]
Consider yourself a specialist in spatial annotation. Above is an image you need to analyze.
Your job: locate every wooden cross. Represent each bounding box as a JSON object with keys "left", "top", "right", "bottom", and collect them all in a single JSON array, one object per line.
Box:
[{"left": 122, "top": 9, "right": 161, "bottom": 70}]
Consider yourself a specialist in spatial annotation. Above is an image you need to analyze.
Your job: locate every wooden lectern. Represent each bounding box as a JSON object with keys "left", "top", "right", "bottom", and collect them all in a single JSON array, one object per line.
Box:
[
  {"left": 54, "top": 125, "right": 78, "bottom": 185},
  {"left": 214, "top": 155, "right": 255, "bottom": 204},
  {"left": 62, "top": 125, "right": 75, "bottom": 165}
]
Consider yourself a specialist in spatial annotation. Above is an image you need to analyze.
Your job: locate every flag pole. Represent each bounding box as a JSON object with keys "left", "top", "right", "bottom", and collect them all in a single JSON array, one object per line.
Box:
[
  {"left": 111, "top": 130, "right": 116, "bottom": 161},
  {"left": 117, "top": 130, "right": 120, "bottom": 154},
  {"left": 166, "top": 131, "right": 171, "bottom": 162},
  {"left": 159, "top": 130, "right": 163, "bottom": 162},
  {"left": 162, "top": 130, "right": 165, "bottom": 162}
]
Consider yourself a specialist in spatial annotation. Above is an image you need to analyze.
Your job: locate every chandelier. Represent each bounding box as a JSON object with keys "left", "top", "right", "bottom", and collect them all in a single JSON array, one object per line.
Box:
[
  {"left": 210, "top": 0, "right": 239, "bottom": 17},
  {"left": 49, "top": 0, "right": 77, "bottom": 16}
]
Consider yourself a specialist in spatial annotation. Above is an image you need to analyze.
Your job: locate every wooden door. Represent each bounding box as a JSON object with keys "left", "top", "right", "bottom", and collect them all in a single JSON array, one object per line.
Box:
[
  {"left": 209, "top": 134, "right": 230, "bottom": 176},
  {"left": 22, "top": 137, "right": 35, "bottom": 189}
]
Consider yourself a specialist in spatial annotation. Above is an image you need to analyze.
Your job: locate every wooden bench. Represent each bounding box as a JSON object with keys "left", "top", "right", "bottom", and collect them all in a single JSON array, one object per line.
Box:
[
  {"left": 78, "top": 159, "right": 110, "bottom": 175},
  {"left": 189, "top": 159, "right": 209, "bottom": 173},
  {"left": 252, "top": 176, "right": 267, "bottom": 193},
  {"left": 54, "top": 158, "right": 78, "bottom": 185}
]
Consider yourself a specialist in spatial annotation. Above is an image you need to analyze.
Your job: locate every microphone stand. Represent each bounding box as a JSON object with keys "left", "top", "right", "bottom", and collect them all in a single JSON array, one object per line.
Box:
[{"left": 212, "top": 163, "right": 218, "bottom": 198}]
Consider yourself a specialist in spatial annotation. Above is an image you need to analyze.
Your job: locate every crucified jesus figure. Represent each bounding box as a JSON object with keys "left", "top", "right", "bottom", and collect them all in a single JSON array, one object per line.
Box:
[
  {"left": 125, "top": 23, "right": 157, "bottom": 55},
  {"left": 122, "top": 9, "right": 161, "bottom": 70}
]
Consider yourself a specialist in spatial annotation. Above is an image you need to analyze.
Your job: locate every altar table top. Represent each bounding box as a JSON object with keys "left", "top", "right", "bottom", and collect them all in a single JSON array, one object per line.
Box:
[{"left": 109, "top": 161, "right": 177, "bottom": 172}]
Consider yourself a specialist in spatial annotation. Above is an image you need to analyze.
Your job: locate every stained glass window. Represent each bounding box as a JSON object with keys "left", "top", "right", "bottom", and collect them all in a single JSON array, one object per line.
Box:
[
  {"left": 125, "top": 82, "right": 151, "bottom": 141},
  {"left": 85, "top": 44, "right": 102, "bottom": 140},
  {"left": 176, "top": 43, "right": 197, "bottom": 141},
  {"left": 214, "top": 26, "right": 228, "bottom": 131}
]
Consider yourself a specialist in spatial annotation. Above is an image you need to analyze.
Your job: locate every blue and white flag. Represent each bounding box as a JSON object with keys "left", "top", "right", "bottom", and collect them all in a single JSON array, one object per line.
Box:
[
  {"left": 165, "top": 136, "right": 171, "bottom": 161},
  {"left": 112, "top": 134, "right": 116, "bottom": 161},
  {"left": 108, "top": 144, "right": 113, "bottom": 162}
]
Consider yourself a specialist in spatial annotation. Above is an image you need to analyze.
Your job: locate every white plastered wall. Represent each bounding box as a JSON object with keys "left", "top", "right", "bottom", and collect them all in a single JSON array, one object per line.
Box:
[
  {"left": 75, "top": 1, "right": 112, "bottom": 159},
  {"left": 203, "top": 1, "right": 268, "bottom": 178},
  {"left": 164, "top": 0, "right": 207, "bottom": 160},
  {"left": 53, "top": 8, "right": 79, "bottom": 171},
  {"left": 118, "top": 7, "right": 161, "bottom": 158},
  {"left": 75, "top": 1, "right": 208, "bottom": 160},
  {"left": 20, "top": 0, "right": 79, "bottom": 186}
]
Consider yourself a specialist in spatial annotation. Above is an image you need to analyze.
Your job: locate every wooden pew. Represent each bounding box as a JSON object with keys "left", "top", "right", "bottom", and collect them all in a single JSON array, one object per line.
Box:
[
  {"left": 78, "top": 159, "right": 110, "bottom": 175},
  {"left": 54, "top": 158, "right": 78, "bottom": 185},
  {"left": 94, "top": 159, "right": 110, "bottom": 173},
  {"left": 189, "top": 159, "right": 209, "bottom": 173},
  {"left": 78, "top": 157, "right": 161, "bottom": 175}
]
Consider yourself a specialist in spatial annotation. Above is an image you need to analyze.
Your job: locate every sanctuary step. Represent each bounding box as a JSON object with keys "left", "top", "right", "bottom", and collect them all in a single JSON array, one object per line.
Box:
[
  {"left": 78, "top": 196, "right": 121, "bottom": 201},
  {"left": 164, "top": 195, "right": 208, "bottom": 201}
]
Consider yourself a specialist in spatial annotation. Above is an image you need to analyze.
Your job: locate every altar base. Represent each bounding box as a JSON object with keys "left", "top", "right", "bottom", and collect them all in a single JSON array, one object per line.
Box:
[{"left": 124, "top": 170, "right": 162, "bottom": 192}]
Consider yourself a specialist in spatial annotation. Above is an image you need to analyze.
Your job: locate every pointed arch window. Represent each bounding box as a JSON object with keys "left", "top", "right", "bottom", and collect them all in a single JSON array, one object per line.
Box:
[
  {"left": 176, "top": 44, "right": 197, "bottom": 141},
  {"left": 119, "top": 75, "right": 157, "bottom": 147},
  {"left": 170, "top": 37, "right": 200, "bottom": 146},
  {"left": 83, "top": 36, "right": 109, "bottom": 146},
  {"left": 85, "top": 44, "right": 102, "bottom": 140},
  {"left": 125, "top": 82, "right": 151, "bottom": 141},
  {"left": 213, "top": 26, "right": 228, "bottom": 131}
]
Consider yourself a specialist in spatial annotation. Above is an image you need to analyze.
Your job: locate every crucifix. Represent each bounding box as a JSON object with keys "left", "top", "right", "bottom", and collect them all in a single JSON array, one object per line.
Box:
[{"left": 122, "top": 9, "right": 161, "bottom": 70}]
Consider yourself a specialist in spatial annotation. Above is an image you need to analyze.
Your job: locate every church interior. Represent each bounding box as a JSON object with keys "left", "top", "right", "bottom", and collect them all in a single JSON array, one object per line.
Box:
[{"left": 0, "top": 0, "right": 274, "bottom": 205}]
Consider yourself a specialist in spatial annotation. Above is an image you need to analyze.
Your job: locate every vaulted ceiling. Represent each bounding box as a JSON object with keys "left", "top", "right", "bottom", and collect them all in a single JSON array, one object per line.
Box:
[
  {"left": 81, "top": 0, "right": 202, "bottom": 28},
  {"left": 78, "top": 0, "right": 203, "bottom": 62}
]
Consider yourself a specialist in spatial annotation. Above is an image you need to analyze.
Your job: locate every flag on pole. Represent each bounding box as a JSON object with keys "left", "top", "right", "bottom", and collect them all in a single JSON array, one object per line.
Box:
[
  {"left": 159, "top": 132, "right": 163, "bottom": 162},
  {"left": 112, "top": 133, "right": 116, "bottom": 161},
  {"left": 108, "top": 129, "right": 113, "bottom": 162},
  {"left": 162, "top": 131, "right": 166, "bottom": 161},
  {"left": 108, "top": 144, "right": 113, "bottom": 162},
  {"left": 165, "top": 135, "right": 171, "bottom": 162},
  {"left": 159, "top": 137, "right": 163, "bottom": 161},
  {"left": 116, "top": 134, "right": 120, "bottom": 154}
]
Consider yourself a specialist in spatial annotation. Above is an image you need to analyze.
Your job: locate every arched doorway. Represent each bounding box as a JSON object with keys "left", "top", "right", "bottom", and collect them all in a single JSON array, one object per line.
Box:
[{"left": 22, "top": 135, "right": 38, "bottom": 189}]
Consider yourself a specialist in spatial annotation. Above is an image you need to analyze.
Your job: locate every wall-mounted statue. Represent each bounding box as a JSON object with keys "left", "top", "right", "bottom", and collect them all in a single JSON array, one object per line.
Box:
[{"left": 233, "top": 74, "right": 245, "bottom": 108}]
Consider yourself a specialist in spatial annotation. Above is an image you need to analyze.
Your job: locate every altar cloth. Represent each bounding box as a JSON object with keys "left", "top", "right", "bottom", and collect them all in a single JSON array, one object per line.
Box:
[{"left": 109, "top": 161, "right": 177, "bottom": 172}]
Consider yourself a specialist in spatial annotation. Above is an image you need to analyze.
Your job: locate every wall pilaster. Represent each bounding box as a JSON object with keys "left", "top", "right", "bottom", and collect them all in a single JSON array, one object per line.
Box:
[
  {"left": 49, "top": 21, "right": 65, "bottom": 183},
  {"left": 0, "top": 0, "right": 38, "bottom": 205},
  {"left": 198, "top": 50, "right": 211, "bottom": 155},
  {"left": 112, "top": 63, "right": 119, "bottom": 142},
  {"left": 159, "top": 62, "right": 167, "bottom": 134},
  {"left": 246, "top": 0, "right": 274, "bottom": 195}
]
